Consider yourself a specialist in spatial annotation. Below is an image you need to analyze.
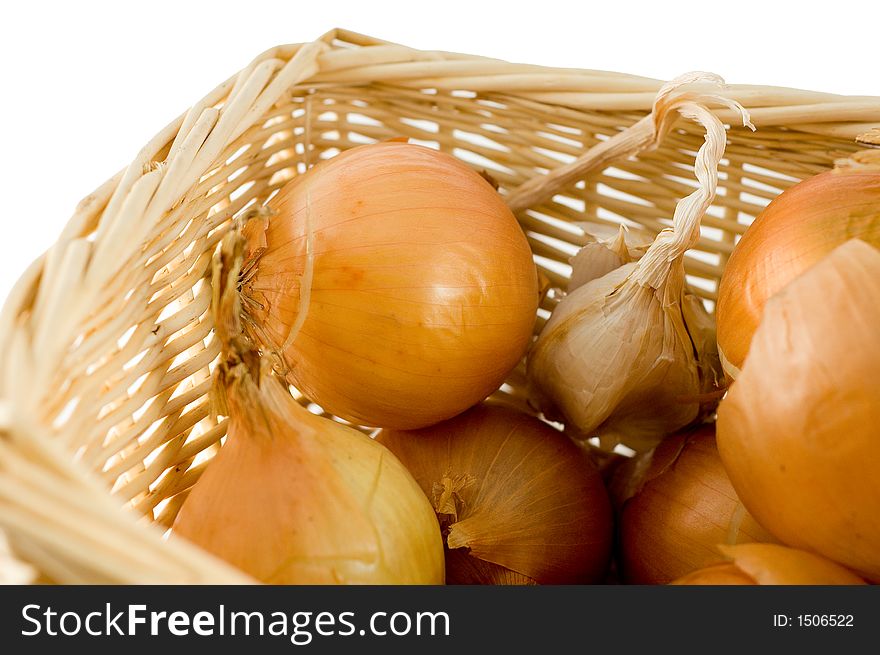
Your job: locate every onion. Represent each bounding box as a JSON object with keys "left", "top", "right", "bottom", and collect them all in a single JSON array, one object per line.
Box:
[
  {"left": 716, "top": 151, "right": 880, "bottom": 378},
  {"left": 376, "top": 404, "right": 613, "bottom": 584},
  {"left": 242, "top": 141, "right": 539, "bottom": 429},
  {"left": 670, "top": 563, "right": 757, "bottom": 585},
  {"left": 617, "top": 424, "right": 775, "bottom": 584},
  {"left": 717, "top": 239, "right": 880, "bottom": 582},
  {"left": 671, "top": 544, "right": 866, "bottom": 585},
  {"left": 173, "top": 234, "right": 445, "bottom": 584}
]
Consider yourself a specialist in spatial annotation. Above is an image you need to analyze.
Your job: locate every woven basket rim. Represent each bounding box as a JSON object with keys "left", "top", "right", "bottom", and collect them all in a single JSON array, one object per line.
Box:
[
  {"left": 2, "top": 26, "right": 874, "bottom": 304},
  {"left": 305, "top": 28, "right": 880, "bottom": 131}
]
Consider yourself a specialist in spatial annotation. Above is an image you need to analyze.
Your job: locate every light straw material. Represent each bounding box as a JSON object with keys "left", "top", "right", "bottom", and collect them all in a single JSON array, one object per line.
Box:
[{"left": 0, "top": 28, "right": 876, "bottom": 583}]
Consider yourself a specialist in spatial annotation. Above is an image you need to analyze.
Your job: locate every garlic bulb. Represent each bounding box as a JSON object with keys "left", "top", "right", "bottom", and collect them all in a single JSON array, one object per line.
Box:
[
  {"left": 528, "top": 77, "right": 751, "bottom": 452},
  {"left": 173, "top": 233, "right": 445, "bottom": 584},
  {"left": 717, "top": 239, "right": 880, "bottom": 582}
]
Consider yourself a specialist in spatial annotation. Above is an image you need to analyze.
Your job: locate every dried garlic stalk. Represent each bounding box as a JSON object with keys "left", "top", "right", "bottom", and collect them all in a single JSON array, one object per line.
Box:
[{"left": 528, "top": 73, "right": 753, "bottom": 453}]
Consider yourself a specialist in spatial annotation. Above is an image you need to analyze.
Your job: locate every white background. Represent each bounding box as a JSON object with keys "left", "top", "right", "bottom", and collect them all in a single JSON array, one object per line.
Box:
[{"left": 0, "top": 0, "right": 874, "bottom": 303}]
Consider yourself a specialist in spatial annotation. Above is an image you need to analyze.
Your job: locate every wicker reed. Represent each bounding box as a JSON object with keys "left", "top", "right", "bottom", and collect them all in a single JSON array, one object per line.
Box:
[{"left": 1, "top": 28, "right": 877, "bottom": 584}]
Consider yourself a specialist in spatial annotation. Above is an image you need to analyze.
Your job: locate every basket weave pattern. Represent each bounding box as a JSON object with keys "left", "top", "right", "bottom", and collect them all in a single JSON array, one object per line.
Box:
[{"left": 0, "top": 28, "right": 877, "bottom": 583}]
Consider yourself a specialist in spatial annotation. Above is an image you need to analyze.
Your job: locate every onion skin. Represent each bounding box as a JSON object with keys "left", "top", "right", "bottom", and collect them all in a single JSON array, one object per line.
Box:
[
  {"left": 244, "top": 141, "right": 539, "bottom": 429},
  {"left": 717, "top": 164, "right": 880, "bottom": 377},
  {"left": 717, "top": 239, "right": 880, "bottom": 582},
  {"left": 376, "top": 404, "right": 613, "bottom": 584},
  {"left": 672, "top": 544, "right": 866, "bottom": 586},
  {"left": 670, "top": 563, "right": 756, "bottom": 585},
  {"left": 173, "top": 368, "right": 444, "bottom": 583},
  {"left": 444, "top": 548, "right": 537, "bottom": 585},
  {"left": 618, "top": 424, "right": 774, "bottom": 584}
]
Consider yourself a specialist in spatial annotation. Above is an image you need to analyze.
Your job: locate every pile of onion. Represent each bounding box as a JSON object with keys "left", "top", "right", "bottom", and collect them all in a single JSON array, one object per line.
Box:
[
  {"left": 241, "top": 140, "right": 539, "bottom": 429},
  {"left": 376, "top": 404, "right": 613, "bottom": 584},
  {"left": 617, "top": 424, "right": 775, "bottom": 584},
  {"left": 172, "top": 122, "right": 879, "bottom": 588},
  {"left": 173, "top": 233, "right": 445, "bottom": 584},
  {"left": 716, "top": 151, "right": 880, "bottom": 378},
  {"left": 717, "top": 239, "right": 880, "bottom": 582},
  {"left": 671, "top": 544, "right": 866, "bottom": 585}
]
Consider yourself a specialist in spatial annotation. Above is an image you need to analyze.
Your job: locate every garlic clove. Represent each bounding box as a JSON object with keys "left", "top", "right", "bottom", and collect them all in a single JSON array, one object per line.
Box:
[{"left": 568, "top": 225, "right": 652, "bottom": 292}]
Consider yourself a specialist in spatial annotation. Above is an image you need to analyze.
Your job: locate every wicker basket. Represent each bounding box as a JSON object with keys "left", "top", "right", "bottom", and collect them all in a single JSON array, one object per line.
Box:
[{"left": 1, "top": 28, "right": 877, "bottom": 584}]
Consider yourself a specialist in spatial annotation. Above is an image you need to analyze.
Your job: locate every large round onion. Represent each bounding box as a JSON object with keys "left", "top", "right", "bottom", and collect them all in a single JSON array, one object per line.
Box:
[
  {"left": 716, "top": 155, "right": 880, "bottom": 378},
  {"left": 244, "top": 141, "right": 539, "bottom": 429},
  {"left": 717, "top": 239, "right": 880, "bottom": 582}
]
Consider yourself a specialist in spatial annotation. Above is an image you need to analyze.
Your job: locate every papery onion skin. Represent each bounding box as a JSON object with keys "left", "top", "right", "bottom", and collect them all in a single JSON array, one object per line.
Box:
[
  {"left": 376, "top": 404, "right": 613, "bottom": 584},
  {"left": 716, "top": 163, "right": 880, "bottom": 377},
  {"left": 244, "top": 141, "right": 539, "bottom": 429},
  {"left": 618, "top": 424, "right": 775, "bottom": 584},
  {"left": 444, "top": 548, "right": 537, "bottom": 585},
  {"left": 672, "top": 544, "right": 866, "bottom": 586},
  {"left": 717, "top": 239, "right": 880, "bottom": 582},
  {"left": 173, "top": 371, "right": 445, "bottom": 584},
  {"left": 670, "top": 563, "right": 756, "bottom": 585}
]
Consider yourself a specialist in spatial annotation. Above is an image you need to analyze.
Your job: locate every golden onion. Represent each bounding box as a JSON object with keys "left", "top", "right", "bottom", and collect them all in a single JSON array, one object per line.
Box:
[
  {"left": 242, "top": 141, "right": 539, "bottom": 429},
  {"left": 173, "top": 233, "right": 445, "bottom": 584},
  {"left": 716, "top": 152, "right": 880, "bottom": 378},
  {"left": 618, "top": 424, "right": 775, "bottom": 584},
  {"left": 671, "top": 544, "right": 866, "bottom": 585},
  {"left": 717, "top": 239, "right": 880, "bottom": 582},
  {"left": 376, "top": 404, "right": 613, "bottom": 584}
]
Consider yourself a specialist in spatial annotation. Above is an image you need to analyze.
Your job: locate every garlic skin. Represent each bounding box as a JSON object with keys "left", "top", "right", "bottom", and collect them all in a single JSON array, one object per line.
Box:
[
  {"left": 717, "top": 239, "right": 880, "bottom": 583},
  {"left": 567, "top": 225, "right": 651, "bottom": 291},
  {"left": 527, "top": 81, "right": 746, "bottom": 453},
  {"left": 529, "top": 259, "right": 718, "bottom": 452}
]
